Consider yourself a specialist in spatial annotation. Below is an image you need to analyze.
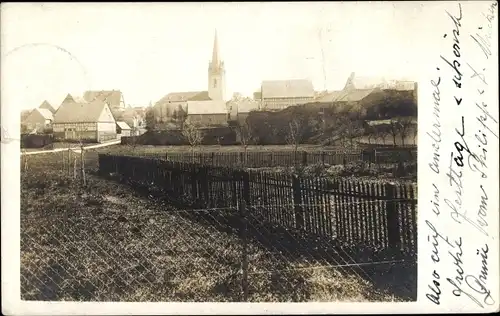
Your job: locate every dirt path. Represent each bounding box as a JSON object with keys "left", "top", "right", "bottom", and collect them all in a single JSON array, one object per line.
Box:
[{"left": 21, "top": 140, "right": 121, "bottom": 156}]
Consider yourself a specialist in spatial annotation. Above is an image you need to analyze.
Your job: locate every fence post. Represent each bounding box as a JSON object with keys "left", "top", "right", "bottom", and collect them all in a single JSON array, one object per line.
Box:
[
  {"left": 292, "top": 175, "right": 304, "bottom": 231},
  {"left": 385, "top": 182, "right": 401, "bottom": 252},
  {"left": 302, "top": 151, "right": 307, "bottom": 166},
  {"left": 191, "top": 166, "right": 198, "bottom": 206},
  {"left": 240, "top": 171, "right": 250, "bottom": 301},
  {"left": 321, "top": 151, "right": 325, "bottom": 166},
  {"left": 80, "top": 146, "right": 86, "bottom": 186},
  {"left": 239, "top": 196, "right": 249, "bottom": 302}
]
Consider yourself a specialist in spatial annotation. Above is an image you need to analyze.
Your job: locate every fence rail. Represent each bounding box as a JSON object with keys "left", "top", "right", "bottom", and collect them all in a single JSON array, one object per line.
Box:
[
  {"left": 118, "top": 148, "right": 417, "bottom": 168},
  {"left": 98, "top": 154, "right": 417, "bottom": 256}
]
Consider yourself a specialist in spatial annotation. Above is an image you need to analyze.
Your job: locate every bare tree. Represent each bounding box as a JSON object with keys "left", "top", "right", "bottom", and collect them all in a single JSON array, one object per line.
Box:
[
  {"left": 285, "top": 118, "right": 302, "bottom": 153},
  {"left": 397, "top": 117, "right": 415, "bottom": 147},
  {"left": 233, "top": 120, "right": 254, "bottom": 164},
  {"left": 388, "top": 119, "right": 400, "bottom": 147},
  {"left": 182, "top": 122, "right": 204, "bottom": 162},
  {"left": 338, "top": 117, "right": 363, "bottom": 149},
  {"left": 363, "top": 123, "right": 376, "bottom": 145},
  {"left": 378, "top": 129, "right": 389, "bottom": 145}
]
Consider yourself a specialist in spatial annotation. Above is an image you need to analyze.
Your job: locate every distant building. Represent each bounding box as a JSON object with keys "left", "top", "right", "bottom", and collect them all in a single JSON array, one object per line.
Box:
[
  {"left": 24, "top": 108, "right": 54, "bottom": 133},
  {"left": 343, "top": 72, "right": 417, "bottom": 101},
  {"left": 52, "top": 101, "right": 117, "bottom": 142},
  {"left": 83, "top": 90, "right": 126, "bottom": 110},
  {"left": 116, "top": 121, "right": 132, "bottom": 137},
  {"left": 154, "top": 30, "right": 226, "bottom": 123},
  {"left": 314, "top": 72, "right": 417, "bottom": 108},
  {"left": 256, "top": 79, "right": 314, "bottom": 111},
  {"left": 186, "top": 100, "right": 228, "bottom": 127},
  {"left": 226, "top": 97, "right": 259, "bottom": 123},
  {"left": 39, "top": 100, "right": 57, "bottom": 114}
]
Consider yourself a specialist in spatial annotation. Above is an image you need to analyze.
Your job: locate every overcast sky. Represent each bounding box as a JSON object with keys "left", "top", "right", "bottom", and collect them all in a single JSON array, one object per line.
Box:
[{"left": 0, "top": 2, "right": 482, "bottom": 111}]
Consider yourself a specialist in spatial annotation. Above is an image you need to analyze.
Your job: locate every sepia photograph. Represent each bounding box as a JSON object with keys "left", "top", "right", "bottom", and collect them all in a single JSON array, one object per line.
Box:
[{"left": 3, "top": 2, "right": 421, "bottom": 305}]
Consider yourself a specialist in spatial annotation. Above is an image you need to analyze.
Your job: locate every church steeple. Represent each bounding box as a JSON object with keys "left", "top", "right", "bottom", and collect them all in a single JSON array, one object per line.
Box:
[
  {"left": 211, "top": 29, "right": 220, "bottom": 67},
  {"left": 208, "top": 29, "right": 226, "bottom": 101}
]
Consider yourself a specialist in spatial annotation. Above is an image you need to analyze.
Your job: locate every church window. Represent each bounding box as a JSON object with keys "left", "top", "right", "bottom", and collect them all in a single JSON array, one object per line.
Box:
[{"left": 213, "top": 79, "right": 217, "bottom": 88}]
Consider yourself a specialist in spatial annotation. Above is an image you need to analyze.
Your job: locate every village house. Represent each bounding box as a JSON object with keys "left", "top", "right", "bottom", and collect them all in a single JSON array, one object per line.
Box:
[
  {"left": 313, "top": 72, "right": 417, "bottom": 109},
  {"left": 255, "top": 79, "right": 315, "bottom": 111},
  {"left": 154, "top": 91, "right": 211, "bottom": 123},
  {"left": 186, "top": 100, "right": 228, "bottom": 127},
  {"left": 154, "top": 30, "right": 226, "bottom": 123},
  {"left": 38, "top": 100, "right": 57, "bottom": 114},
  {"left": 59, "top": 93, "right": 86, "bottom": 109},
  {"left": 116, "top": 121, "right": 132, "bottom": 137},
  {"left": 52, "top": 100, "right": 117, "bottom": 142},
  {"left": 226, "top": 96, "right": 259, "bottom": 123},
  {"left": 83, "top": 90, "right": 126, "bottom": 110},
  {"left": 23, "top": 108, "right": 54, "bottom": 133}
]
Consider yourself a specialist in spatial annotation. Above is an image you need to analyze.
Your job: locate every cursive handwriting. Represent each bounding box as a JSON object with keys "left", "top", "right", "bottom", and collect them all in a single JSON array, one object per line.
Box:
[
  {"left": 464, "top": 244, "right": 495, "bottom": 307},
  {"left": 431, "top": 183, "right": 440, "bottom": 216},
  {"left": 475, "top": 185, "right": 488, "bottom": 228},
  {"left": 428, "top": 76, "right": 442, "bottom": 174},
  {"left": 427, "top": 269, "right": 443, "bottom": 305},
  {"left": 445, "top": 237, "right": 487, "bottom": 308},
  {"left": 470, "top": 2, "right": 497, "bottom": 59},
  {"left": 452, "top": 116, "right": 475, "bottom": 168},
  {"left": 441, "top": 3, "right": 464, "bottom": 91},
  {"left": 475, "top": 101, "right": 499, "bottom": 140}
]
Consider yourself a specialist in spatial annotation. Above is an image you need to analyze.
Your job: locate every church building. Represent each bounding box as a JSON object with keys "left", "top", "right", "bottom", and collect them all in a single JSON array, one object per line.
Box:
[{"left": 154, "top": 31, "right": 228, "bottom": 127}]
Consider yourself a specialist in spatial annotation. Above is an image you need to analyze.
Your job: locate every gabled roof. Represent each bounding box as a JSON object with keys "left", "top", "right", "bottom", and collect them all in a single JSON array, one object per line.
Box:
[
  {"left": 318, "top": 90, "right": 344, "bottom": 103},
  {"left": 187, "top": 100, "right": 227, "bottom": 115},
  {"left": 39, "top": 100, "right": 56, "bottom": 114},
  {"left": 116, "top": 121, "right": 131, "bottom": 130},
  {"left": 35, "top": 108, "right": 54, "bottom": 120},
  {"left": 155, "top": 91, "right": 212, "bottom": 109},
  {"left": 344, "top": 72, "right": 388, "bottom": 90},
  {"left": 335, "top": 88, "right": 377, "bottom": 102},
  {"left": 261, "top": 79, "right": 315, "bottom": 99},
  {"left": 61, "top": 93, "right": 76, "bottom": 106},
  {"left": 345, "top": 72, "right": 416, "bottom": 91},
  {"left": 53, "top": 101, "right": 108, "bottom": 123},
  {"left": 83, "top": 90, "right": 123, "bottom": 107}
]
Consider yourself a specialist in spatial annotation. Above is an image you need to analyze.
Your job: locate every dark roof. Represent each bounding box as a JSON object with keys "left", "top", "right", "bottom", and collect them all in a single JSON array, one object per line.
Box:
[
  {"left": 54, "top": 101, "right": 109, "bottom": 123},
  {"left": 39, "top": 100, "right": 56, "bottom": 114},
  {"left": 83, "top": 90, "right": 123, "bottom": 107},
  {"left": 318, "top": 88, "right": 377, "bottom": 103},
  {"left": 155, "top": 91, "right": 212, "bottom": 108},
  {"left": 261, "top": 79, "right": 315, "bottom": 99}
]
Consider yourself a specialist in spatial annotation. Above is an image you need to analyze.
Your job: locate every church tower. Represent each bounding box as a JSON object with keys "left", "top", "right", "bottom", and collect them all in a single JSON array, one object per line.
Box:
[{"left": 208, "top": 30, "right": 226, "bottom": 101}]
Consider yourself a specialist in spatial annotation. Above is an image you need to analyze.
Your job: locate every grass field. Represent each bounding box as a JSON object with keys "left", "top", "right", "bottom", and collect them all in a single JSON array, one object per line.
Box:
[{"left": 20, "top": 152, "right": 412, "bottom": 302}]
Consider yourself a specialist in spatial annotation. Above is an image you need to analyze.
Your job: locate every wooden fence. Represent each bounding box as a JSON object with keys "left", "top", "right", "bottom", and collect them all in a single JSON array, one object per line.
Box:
[
  {"left": 98, "top": 154, "right": 417, "bottom": 256},
  {"left": 120, "top": 149, "right": 416, "bottom": 168},
  {"left": 165, "top": 150, "right": 364, "bottom": 167}
]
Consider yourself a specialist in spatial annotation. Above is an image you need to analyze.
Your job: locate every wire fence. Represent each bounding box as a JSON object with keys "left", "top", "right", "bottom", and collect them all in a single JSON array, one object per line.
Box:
[{"left": 21, "top": 203, "right": 416, "bottom": 302}]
